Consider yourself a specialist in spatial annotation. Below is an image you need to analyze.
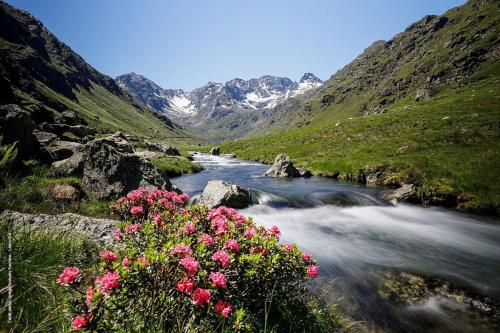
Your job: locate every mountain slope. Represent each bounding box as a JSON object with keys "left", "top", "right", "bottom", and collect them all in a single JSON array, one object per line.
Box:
[
  {"left": 116, "top": 72, "right": 322, "bottom": 140},
  {"left": 0, "top": 2, "right": 186, "bottom": 141},
  {"left": 221, "top": 0, "right": 500, "bottom": 212}
]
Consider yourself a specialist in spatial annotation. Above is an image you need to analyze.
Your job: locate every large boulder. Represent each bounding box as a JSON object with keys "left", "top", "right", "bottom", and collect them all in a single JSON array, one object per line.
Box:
[
  {"left": 40, "top": 122, "right": 96, "bottom": 138},
  {"left": 51, "top": 133, "right": 170, "bottom": 199},
  {"left": 33, "top": 130, "right": 58, "bottom": 145},
  {"left": 209, "top": 147, "right": 220, "bottom": 155},
  {"left": 264, "top": 154, "right": 302, "bottom": 177},
  {"left": 197, "top": 180, "right": 251, "bottom": 209},
  {"left": 0, "top": 104, "right": 37, "bottom": 158}
]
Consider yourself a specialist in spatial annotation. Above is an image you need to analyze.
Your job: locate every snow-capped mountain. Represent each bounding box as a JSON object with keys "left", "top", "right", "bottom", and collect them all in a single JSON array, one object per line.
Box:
[{"left": 115, "top": 72, "right": 322, "bottom": 139}]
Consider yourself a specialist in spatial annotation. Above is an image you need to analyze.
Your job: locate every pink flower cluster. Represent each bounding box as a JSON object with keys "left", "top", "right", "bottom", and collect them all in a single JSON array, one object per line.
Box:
[
  {"left": 95, "top": 271, "right": 120, "bottom": 294},
  {"left": 209, "top": 272, "right": 227, "bottom": 288},
  {"left": 198, "top": 233, "right": 214, "bottom": 246},
  {"left": 57, "top": 267, "right": 80, "bottom": 285},
  {"left": 211, "top": 250, "right": 231, "bottom": 268},
  {"left": 214, "top": 300, "right": 233, "bottom": 317},
  {"left": 224, "top": 239, "right": 240, "bottom": 252},
  {"left": 99, "top": 250, "right": 118, "bottom": 262},
  {"left": 177, "top": 276, "right": 196, "bottom": 294},
  {"left": 170, "top": 243, "right": 193, "bottom": 257},
  {"left": 179, "top": 256, "right": 200, "bottom": 275},
  {"left": 192, "top": 288, "right": 211, "bottom": 305}
]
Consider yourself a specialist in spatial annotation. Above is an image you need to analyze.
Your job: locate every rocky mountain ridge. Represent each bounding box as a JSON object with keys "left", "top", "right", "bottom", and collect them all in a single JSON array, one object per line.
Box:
[{"left": 116, "top": 72, "right": 322, "bottom": 139}]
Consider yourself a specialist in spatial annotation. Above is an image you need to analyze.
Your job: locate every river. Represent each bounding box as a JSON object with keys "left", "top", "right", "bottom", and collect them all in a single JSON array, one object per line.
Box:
[{"left": 172, "top": 153, "right": 500, "bottom": 332}]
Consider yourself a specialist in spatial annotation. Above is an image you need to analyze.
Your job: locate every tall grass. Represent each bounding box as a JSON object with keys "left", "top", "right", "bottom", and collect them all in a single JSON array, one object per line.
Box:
[{"left": 0, "top": 221, "right": 100, "bottom": 332}]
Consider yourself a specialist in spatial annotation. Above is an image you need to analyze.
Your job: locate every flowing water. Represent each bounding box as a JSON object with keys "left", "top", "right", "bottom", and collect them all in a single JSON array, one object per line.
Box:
[{"left": 172, "top": 153, "right": 500, "bottom": 332}]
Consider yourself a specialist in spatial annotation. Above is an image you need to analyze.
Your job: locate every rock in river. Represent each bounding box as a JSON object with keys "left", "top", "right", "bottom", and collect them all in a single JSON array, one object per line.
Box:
[
  {"left": 265, "top": 154, "right": 311, "bottom": 178},
  {"left": 197, "top": 180, "right": 251, "bottom": 209}
]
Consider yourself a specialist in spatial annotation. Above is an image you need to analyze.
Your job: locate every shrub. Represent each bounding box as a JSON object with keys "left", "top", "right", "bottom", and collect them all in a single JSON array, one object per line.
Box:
[{"left": 58, "top": 188, "right": 319, "bottom": 331}]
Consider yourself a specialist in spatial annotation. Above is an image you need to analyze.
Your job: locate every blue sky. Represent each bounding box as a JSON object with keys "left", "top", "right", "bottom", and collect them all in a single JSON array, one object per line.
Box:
[{"left": 8, "top": 0, "right": 465, "bottom": 91}]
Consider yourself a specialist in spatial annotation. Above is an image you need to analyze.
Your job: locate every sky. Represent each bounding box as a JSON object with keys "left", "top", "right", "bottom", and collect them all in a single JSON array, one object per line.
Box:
[{"left": 8, "top": 0, "right": 466, "bottom": 91}]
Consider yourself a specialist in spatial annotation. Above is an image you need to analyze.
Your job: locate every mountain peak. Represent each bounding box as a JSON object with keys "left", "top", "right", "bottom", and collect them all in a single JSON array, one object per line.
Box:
[{"left": 299, "top": 73, "right": 322, "bottom": 84}]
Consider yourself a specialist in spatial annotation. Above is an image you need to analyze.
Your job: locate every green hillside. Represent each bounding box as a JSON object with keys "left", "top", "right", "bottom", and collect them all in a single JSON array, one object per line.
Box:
[
  {"left": 221, "top": 0, "right": 500, "bottom": 212},
  {"left": 0, "top": 2, "right": 192, "bottom": 143}
]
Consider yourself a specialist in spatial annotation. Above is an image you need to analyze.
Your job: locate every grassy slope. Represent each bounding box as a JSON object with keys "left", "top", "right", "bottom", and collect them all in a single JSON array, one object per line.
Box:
[
  {"left": 221, "top": 1, "right": 500, "bottom": 212},
  {"left": 221, "top": 66, "right": 500, "bottom": 211}
]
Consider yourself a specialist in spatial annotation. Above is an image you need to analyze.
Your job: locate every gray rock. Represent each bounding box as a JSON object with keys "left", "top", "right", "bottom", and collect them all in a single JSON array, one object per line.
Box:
[
  {"left": 33, "top": 130, "right": 58, "bottom": 145},
  {"left": 81, "top": 139, "right": 170, "bottom": 200},
  {"left": 366, "top": 171, "right": 385, "bottom": 186},
  {"left": 47, "top": 140, "right": 83, "bottom": 160},
  {"left": 265, "top": 154, "right": 302, "bottom": 177},
  {"left": 385, "top": 184, "right": 420, "bottom": 203},
  {"left": 298, "top": 168, "right": 312, "bottom": 177},
  {"left": 0, "top": 104, "right": 37, "bottom": 158},
  {"left": 50, "top": 133, "right": 170, "bottom": 199},
  {"left": 40, "top": 122, "right": 96, "bottom": 138},
  {"left": 197, "top": 180, "right": 251, "bottom": 209},
  {"left": 0, "top": 210, "right": 116, "bottom": 245},
  {"left": 46, "top": 184, "right": 81, "bottom": 201},
  {"left": 144, "top": 140, "right": 180, "bottom": 155},
  {"left": 209, "top": 147, "right": 220, "bottom": 155}
]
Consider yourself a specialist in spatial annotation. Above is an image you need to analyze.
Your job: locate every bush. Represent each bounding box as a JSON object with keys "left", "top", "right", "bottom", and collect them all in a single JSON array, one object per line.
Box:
[{"left": 58, "top": 188, "right": 321, "bottom": 331}]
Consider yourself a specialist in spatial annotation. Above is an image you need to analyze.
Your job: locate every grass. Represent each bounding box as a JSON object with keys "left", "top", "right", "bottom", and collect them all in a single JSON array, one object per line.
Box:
[
  {"left": 0, "top": 221, "right": 101, "bottom": 332},
  {"left": 0, "top": 165, "right": 113, "bottom": 218},
  {"left": 150, "top": 156, "right": 203, "bottom": 178},
  {"left": 221, "top": 75, "right": 500, "bottom": 213}
]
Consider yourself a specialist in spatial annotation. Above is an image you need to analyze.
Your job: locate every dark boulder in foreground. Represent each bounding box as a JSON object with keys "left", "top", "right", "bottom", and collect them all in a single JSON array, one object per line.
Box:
[
  {"left": 197, "top": 180, "right": 251, "bottom": 209},
  {"left": 209, "top": 147, "right": 220, "bottom": 155},
  {"left": 264, "top": 154, "right": 311, "bottom": 178},
  {"left": 0, "top": 104, "right": 38, "bottom": 159}
]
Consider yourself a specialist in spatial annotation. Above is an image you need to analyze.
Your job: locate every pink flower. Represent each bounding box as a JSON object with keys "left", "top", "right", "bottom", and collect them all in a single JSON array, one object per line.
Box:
[
  {"left": 125, "top": 223, "right": 141, "bottom": 233},
  {"left": 169, "top": 243, "right": 193, "bottom": 257},
  {"left": 85, "top": 288, "right": 93, "bottom": 307},
  {"left": 244, "top": 227, "right": 256, "bottom": 239},
  {"left": 56, "top": 267, "right": 80, "bottom": 285},
  {"left": 302, "top": 252, "right": 312, "bottom": 261},
  {"left": 99, "top": 250, "right": 117, "bottom": 262},
  {"left": 113, "top": 230, "right": 123, "bottom": 239},
  {"left": 211, "top": 250, "right": 231, "bottom": 268},
  {"left": 137, "top": 256, "right": 149, "bottom": 268},
  {"left": 224, "top": 239, "right": 240, "bottom": 253},
  {"left": 183, "top": 222, "right": 197, "bottom": 234},
  {"left": 122, "top": 257, "right": 131, "bottom": 268},
  {"left": 152, "top": 214, "right": 163, "bottom": 225},
  {"left": 72, "top": 315, "right": 88, "bottom": 330},
  {"left": 283, "top": 244, "right": 294, "bottom": 252},
  {"left": 179, "top": 256, "right": 199, "bottom": 275},
  {"left": 268, "top": 226, "right": 281, "bottom": 238},
  {"left": 192, "top": 288, "right": 211, "bottom": 305},
  {"left": 198, "top": 233, "right": 214, "bottom": 246},
  {"left": 209, "top": 272, "right": 227, "bottom": 288},
  {"left": 214, "top": 300, "right": 233, "bottom": 317},
  {"left": 307, "top": 265, "right": 318, "bottom": 278},
  {"left": 95, "top": 271, "right": 119, "bottom": 294},
  {"left": 176, "top": 276, "right": 196, "bottom": 295},
  {"left": 130, "top": 206, "right": 144, "bottom": 215},
  {"left": 211, "top": 215, "right": 229, "bottom": 236}
]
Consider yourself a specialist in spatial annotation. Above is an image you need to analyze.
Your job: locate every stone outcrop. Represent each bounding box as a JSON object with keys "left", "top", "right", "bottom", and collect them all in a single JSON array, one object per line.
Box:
[
  {"left": 209, "top": 147, "right": 220, "bottom": 155},
  {"left": 265, "top": 154, "right": 311, "bottom": 178},
  {"left": 0, "top": 104, "right": 38, "bottom": 158},
  {"left": 0, "top": 210, "right": 116, "bottom": 245},
  {"left": 47, "top": 140, "right": 83, "bottom": 160},
  {"left": 197, "top": 180, "right": 251, "bottom": 209},
  {"left": 50, "top": 132, "right": 171, "bottom": 199}
]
